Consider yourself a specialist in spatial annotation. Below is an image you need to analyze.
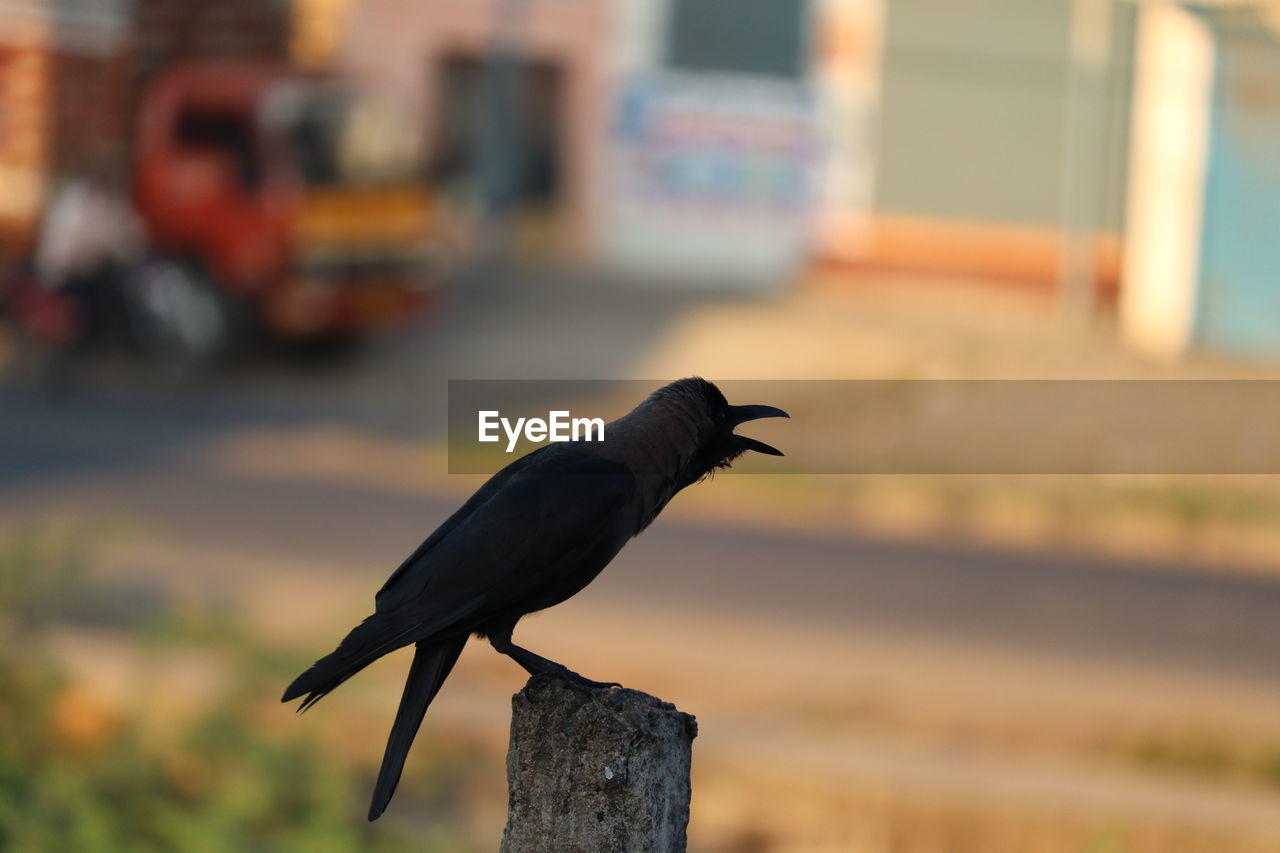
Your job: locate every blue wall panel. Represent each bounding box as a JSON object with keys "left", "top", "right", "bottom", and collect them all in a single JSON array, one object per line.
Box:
[{"left": 1196, "top": 12, "right": 1280, "bottom": 357}]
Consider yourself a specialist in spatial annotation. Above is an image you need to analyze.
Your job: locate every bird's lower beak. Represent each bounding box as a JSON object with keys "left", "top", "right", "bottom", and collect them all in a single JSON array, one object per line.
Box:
[{"left": 727, "top": 404, "right": 789, "bottom": 457}]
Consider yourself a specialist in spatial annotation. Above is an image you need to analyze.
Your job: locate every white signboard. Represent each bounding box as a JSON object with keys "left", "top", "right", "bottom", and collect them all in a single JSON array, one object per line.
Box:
[{"left": 601, "top": 72, "right": 818, "bottom": 289}]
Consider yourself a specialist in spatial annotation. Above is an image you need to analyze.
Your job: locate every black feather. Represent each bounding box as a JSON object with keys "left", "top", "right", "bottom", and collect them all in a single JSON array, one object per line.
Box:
[{"left": 367, "top": 638, "right": 466, "bottom": 821}]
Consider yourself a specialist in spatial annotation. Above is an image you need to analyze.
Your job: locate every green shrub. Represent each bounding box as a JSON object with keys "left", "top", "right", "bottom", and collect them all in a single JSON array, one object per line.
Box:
[{"left": 0, "top": 527, "right": 468, "bottom": 852}]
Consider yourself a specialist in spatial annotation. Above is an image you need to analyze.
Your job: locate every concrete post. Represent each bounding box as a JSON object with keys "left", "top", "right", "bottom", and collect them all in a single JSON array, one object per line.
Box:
[{"left": 500, "top": 676, "right": 698, "bottom": 853}]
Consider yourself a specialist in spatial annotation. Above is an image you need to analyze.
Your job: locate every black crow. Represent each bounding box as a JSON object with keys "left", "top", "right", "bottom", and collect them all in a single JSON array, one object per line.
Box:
[{"left": 281, "top": 377, "right": 788, "bottom": 820}]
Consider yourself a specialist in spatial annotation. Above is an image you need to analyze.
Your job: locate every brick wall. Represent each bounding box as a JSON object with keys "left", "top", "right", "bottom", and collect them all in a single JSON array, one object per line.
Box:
[
  {"left": 46, "top": 49, "right": 136, "bottom": 178},
  {"left": 0, "top": 0, "right": 292, "bottom": 241},
  {"left": 0, "top": 44, "right": 50, "bottom": 245},
  {"left": 134, "top": 0, "right": 291, "bottom": 81}
]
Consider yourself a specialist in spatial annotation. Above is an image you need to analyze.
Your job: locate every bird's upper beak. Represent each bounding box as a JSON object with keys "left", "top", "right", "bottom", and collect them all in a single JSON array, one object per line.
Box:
[{"left": 726, "top": 403, "right": 790, "bottom": 457}]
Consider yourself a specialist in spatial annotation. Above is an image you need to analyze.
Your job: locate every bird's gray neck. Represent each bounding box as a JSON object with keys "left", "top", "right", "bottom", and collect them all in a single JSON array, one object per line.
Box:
[{"left": 593, "top": 404, "right": 704, "bottom": 529}]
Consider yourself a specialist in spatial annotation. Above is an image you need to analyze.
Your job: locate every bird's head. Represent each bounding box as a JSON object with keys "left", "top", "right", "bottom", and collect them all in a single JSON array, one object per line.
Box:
[{"left": 643, "top": 377, "right": 789, "bottom": 484}]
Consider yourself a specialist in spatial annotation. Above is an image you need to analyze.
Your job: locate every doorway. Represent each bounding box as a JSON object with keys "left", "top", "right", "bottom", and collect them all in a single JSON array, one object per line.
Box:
[{"left": 431, "top": 51, "right": 566, "bottom": 251}]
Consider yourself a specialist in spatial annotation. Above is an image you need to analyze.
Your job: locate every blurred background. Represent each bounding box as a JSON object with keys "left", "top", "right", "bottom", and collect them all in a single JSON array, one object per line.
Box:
[{"left": 6, "top": 0, "right": 1280, "bottom": 851}]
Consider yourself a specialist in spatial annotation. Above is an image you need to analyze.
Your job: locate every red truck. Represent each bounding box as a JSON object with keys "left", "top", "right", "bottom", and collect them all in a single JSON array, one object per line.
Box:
[
  {"left": 2, "top": 57, "right": 439, "bottom": 369},
  {"left": 126, "top": 62, "right": 438, "bottom": 361}
]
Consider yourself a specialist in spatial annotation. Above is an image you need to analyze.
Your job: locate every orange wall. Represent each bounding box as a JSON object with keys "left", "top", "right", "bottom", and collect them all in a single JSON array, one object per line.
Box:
[{"left": 826, "top": 213, "right": 1121, "bottom": 301}]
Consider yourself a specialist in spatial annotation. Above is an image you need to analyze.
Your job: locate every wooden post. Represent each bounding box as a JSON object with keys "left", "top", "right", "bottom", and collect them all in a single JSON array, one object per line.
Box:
[{"left": 500, "top": 676, "right": 698, "bottom": 853}]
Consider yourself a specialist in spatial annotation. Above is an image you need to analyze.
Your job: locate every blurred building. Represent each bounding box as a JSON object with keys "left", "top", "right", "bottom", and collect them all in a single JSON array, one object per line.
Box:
[
  {"left": 333, "top": 0, "right": 1131, "bottom": 293},
  {"left": 0, "top": 0, "right": 1146, "bottom": 298},
  {"left": 9, "top": 0, "right": 1280, "bottom": 359},
  {"left": 864, "top": 0, "right": 1133, "bottom": 288},
  {"left": 1122, "top": 2, "right": 1280, "bottom": 359},
  {"left": 335, "top": 0, "right": 612, "bottom": 265},
  {"left": 337, "top": 0, "right": 877, "bottom": 288},
  {"left": 869, "top": 0, "right": 1280, "bottom": 361},
  {"left": 0, "top": 0, "right": 133, "bottom": 249}
]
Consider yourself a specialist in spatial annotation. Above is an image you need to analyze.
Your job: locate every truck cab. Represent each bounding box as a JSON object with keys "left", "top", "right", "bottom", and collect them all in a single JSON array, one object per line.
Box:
[{"left": 132, "top": 62, "right": 437, "bottom": 354}]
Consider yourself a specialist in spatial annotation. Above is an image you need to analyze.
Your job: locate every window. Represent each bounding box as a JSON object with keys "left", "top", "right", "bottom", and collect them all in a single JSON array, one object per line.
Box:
[
  {"left": 174, "top": 106, "right": 261, "bottom": 189},
  {"left": 666, "top": 0, "right": 808, "bottom": 79}
]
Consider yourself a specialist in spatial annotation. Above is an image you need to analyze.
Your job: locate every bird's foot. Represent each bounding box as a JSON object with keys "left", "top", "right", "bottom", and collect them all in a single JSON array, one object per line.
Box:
[
  {"left": 547, "top": 663, "right": 620, "bottom": 690},
  {"left": 492, "top": 636, "right": 622, "bottom": 689}
]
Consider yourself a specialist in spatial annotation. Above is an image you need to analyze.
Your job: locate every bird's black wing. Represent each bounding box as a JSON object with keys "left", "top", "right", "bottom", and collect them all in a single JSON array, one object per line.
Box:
[
  {"left": 374, "top": 444, "right": 554, "bottom": 609},
  {"left": 374, "top": 447, "right": 638, "bottom": 620},
  {"left": 282, "top": 446, "right": 635, "bottom": 707}
]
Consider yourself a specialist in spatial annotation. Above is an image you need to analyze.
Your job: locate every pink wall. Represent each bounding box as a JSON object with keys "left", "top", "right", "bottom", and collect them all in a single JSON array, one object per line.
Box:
[{"left": 340, "top": 0, "right": 613, "bottom": 255}]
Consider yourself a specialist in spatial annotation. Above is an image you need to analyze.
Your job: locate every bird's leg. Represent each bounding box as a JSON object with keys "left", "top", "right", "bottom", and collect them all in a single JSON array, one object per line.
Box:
[{"left": 488, "top": 633, "right": 620, "bottom": 689}]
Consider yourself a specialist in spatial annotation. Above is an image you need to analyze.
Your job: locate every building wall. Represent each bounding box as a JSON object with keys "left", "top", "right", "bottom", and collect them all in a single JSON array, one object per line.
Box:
[
  {"left": 134, "top": 0, "right": 289, "bottom": 80},
  {"left": 0, "top": 1, "right": 134, "bottom": 244},
  {"left": 0, "top": 0, "right": 290, "bottom": 246},
  {"left": 291, "top": 0, "right": 355, "bottom": 70},
  {"left": 877, "top": 0, "right": 1072, "bottom": 225},
  {"left": 1120, "top": 3, "right": 1211, "bottom": 358},
  {"left": 864, "top": 0, "right": 1135, "bottom": 286},
  {"left": 813, "top": 0, "right": 882, "bottom": 262},
  {"left": 339, "top": 0, "right": 870, "bottom": 286},
  {"left": 1120, "top": 3, "right": 1280, "bottom": 361},
  {"left": 0, "top": 39, "right": 52, "bottom": 241},
  {"left": 340, "top": 0, "right": 612, "bottom": 256},
  {"left": 1192, "top": 8, "right": 1280, "bottom": 358}
]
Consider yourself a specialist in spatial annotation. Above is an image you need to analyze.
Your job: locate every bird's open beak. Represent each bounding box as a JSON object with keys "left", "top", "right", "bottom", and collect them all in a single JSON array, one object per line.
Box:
[{"left": 726, "top": 404, "right": 790, "bottom": 457}]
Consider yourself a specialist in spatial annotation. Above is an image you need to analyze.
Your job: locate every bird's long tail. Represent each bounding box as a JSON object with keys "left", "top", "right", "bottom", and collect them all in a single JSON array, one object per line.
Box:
[
  {"left": 281, "top": 613, "right": 422, "bottom": 712},
  {"left": 368, "top": 637, "right": 467, "bottom": 821}
]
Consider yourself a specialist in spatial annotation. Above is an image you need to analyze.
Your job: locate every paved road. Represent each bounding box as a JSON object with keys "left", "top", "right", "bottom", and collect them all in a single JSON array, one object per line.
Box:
[
  {"left": 2, "top": 274, "right": 1279, "bottom": 690},
  {"left": 6, "top": 391, "right": 1280, "bottom": 689}
]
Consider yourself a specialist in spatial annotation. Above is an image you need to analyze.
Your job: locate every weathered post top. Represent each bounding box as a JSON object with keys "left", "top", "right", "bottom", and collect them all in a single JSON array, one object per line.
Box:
[{"left": 500, "top": 676, "right": 698, "bottom": 853}]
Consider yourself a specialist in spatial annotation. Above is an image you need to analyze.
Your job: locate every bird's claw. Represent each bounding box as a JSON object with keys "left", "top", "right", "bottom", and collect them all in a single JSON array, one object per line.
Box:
[{"left": 553, "top": 665, "right": 620, "bottom": 690}]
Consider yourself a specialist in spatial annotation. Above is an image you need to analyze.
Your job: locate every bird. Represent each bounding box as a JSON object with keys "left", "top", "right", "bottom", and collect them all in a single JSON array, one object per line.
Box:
[{"left": 281, "top": 377, "right": 788, "bottom": 820}]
